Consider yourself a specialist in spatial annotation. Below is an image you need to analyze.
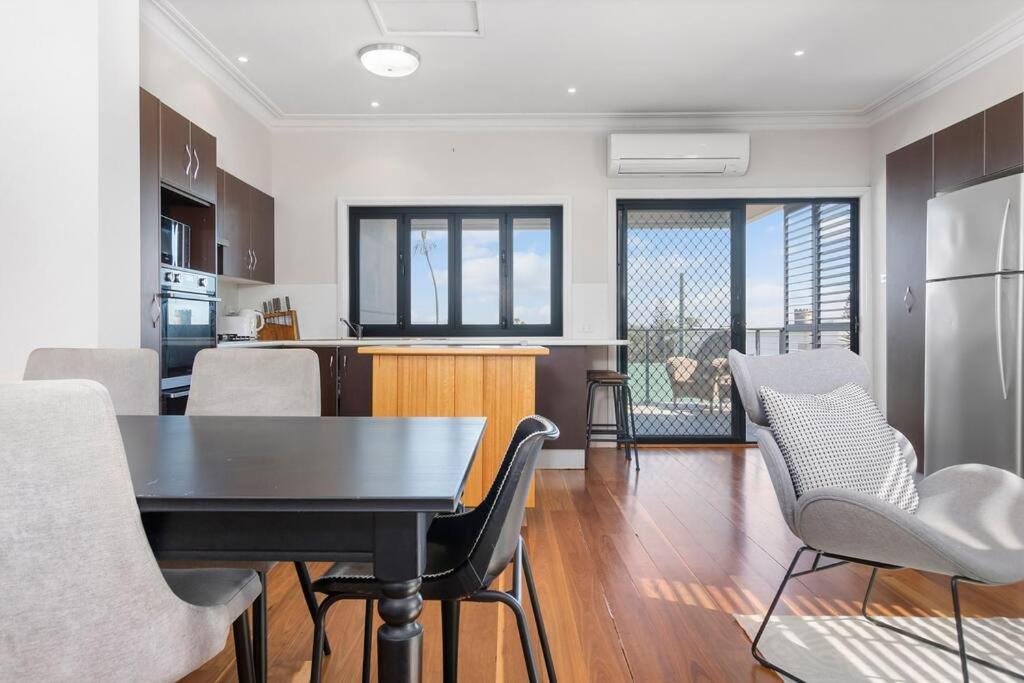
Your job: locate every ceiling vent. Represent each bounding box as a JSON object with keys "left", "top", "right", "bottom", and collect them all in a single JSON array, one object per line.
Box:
[
  {"left": 368, "top": 0, "right": 482, "bottom": 37},
  {"left": 608, "top": 133, "right": 750, "bottom": 177}
]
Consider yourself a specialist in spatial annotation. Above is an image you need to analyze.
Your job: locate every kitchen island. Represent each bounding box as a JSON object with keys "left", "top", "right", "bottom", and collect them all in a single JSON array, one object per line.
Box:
[
  {"left": 360, "top": 345, "right": 548, "bottom": 507},
  {"left": 218, "top": 338, "right": 627, "bottom": 471}
]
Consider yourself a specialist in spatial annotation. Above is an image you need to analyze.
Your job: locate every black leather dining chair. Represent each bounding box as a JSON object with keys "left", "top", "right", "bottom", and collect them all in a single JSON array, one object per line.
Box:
[{"left": 308, "top": 415, "right": 560, "bottom": 683}]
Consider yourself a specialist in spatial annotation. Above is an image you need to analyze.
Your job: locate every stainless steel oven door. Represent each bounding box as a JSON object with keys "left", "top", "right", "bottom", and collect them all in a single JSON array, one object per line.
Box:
[{"left": 161, "top": 291, "right": 218, "bottom": 390}]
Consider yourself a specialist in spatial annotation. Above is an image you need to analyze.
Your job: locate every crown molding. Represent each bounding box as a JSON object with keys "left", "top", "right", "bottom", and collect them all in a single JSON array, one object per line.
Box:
[
  {"left": 862, "top": 8, "right": 1024, "bottom": 125},
  {"left": 270, "top": 110, "right": 866, "bottom": 132},
  {"left": 143, "top": 0, "right": 1024, "bottom": 133},
  {"left": 141, "top": 0, "right": 280, "bottom": 127}
]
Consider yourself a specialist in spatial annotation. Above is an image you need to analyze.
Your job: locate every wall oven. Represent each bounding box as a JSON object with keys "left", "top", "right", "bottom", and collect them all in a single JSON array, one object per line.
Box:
[{"left": 159, "top": 266, "right": 217, "bottom": 414}]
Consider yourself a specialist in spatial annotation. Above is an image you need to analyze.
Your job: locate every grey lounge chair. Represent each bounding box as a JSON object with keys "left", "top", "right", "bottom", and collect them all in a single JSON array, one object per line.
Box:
[
  {"left": 0, "top": 380, "right": 261, "bottom": 682},
  {"left": 729, "top": 348, "right": 1024, "bottom": 683},
  {"left": 24, "top": 347, "right": 160, "bottom": 415}
]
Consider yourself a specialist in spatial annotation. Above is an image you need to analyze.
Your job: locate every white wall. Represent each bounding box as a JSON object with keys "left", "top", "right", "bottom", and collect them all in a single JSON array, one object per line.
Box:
[
  {"left": 98, "top": 0, "right": 141, "bottom": 348},
  {"left": 0, "top": 0, "right": 139, "bottom": 380},
  {"left": 867, "top": 46, "right": 1024, "bottom": 410},
  {"left": 270, "top": 125, "right": 871, "bottom": 338},
  {"left": 140, "top": 22, "right": 272, "bottom": 193}
]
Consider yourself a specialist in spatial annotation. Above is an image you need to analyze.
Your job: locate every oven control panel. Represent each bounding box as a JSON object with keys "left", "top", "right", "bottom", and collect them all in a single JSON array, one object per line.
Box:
[{"left": 161, "top": 267, "right": 216, "bottom": 296}]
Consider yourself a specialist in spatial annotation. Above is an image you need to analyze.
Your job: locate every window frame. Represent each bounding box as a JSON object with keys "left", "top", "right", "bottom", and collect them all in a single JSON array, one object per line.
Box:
[{"left": 349, "top": 205, "right": 563, "bottom": 337}]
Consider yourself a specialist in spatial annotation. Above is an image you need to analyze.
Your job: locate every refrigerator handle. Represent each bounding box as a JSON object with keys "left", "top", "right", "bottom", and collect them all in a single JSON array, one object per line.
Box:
[
  {"left": 996, "top": 198, "right": 1011, "bottom": 272},
  {"left": 996, "top": 274, "right": 1009, "bottom": 400}
]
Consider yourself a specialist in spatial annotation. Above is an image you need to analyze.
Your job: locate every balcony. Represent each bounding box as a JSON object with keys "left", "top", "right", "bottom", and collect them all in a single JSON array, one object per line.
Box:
[{"left": 623, "top": 326, "right": 786, "bottom": 441}]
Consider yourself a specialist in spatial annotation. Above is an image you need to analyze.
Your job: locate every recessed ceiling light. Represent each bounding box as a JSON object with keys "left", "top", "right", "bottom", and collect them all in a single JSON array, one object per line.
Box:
[
  {"left": 567, "top": 87, "right": 577, "bottom": 94},
  {"left": 793, "top": 50, "right": 805, "bottom": 57},
  {"left": 358, "top": 43, "right": 420, "bottom": 78},
  {"left": 370, "top": 101, "right": 380, "bottom": 108},
  {"left": 237, "top": 56, "right": 249, "bottom": 63}
]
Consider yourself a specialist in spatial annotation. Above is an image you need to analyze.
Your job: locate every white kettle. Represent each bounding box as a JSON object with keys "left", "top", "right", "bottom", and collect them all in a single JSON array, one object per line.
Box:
[{"left": 222, "top": 309, "right": 265, "bottom": 339}]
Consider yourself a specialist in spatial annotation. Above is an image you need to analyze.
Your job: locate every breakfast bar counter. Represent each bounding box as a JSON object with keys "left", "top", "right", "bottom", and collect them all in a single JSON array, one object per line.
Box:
[{"left": 359, "top": 345, "right": 549, "bottom": 506}]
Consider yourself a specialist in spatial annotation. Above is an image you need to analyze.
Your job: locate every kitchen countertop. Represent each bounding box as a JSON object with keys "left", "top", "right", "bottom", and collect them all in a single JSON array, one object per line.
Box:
[
  {"left": 358, "top": 345, "right": 550, "bottom": 356},
  {"left": 218, "top": 337, "right": 627, "bottom": 348}
]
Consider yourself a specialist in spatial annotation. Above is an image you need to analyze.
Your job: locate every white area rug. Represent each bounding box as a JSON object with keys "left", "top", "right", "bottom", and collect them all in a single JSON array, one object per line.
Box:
[{"left": 735, "top": 614, "right": 1024, "bottom": 682}]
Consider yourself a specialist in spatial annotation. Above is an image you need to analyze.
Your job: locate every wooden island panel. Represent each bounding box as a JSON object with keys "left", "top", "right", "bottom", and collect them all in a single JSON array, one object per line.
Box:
[{"left": 362, "top": 346, "right": 547, "bottom": 506}]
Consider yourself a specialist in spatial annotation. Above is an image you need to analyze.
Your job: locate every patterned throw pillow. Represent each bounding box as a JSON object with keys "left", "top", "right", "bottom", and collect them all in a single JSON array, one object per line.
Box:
[{"left": 759, "top": 383, "right": 919, "bottom": 513}]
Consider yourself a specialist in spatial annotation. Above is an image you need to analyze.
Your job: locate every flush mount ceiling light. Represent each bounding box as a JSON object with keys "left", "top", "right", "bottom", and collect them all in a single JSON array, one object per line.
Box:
[
  {"left": 567, "top": 87, "right": 577, "bottom": 94},
  {"left": 237, "top": 55, "right": 249, "bottom": 63},
  {"left": 370, "top": 101, "right": 381, "bottom": 108},
  {"left": 358, "top": 43, "right": 420, "bottom": 77},
  {"left": 793, "top": 49, "right": 806, "bottom": 57}
]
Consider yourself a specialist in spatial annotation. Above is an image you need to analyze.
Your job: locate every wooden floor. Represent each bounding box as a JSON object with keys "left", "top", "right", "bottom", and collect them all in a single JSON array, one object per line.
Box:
[{"left": 182, "top": 447, "right": 1024, "bottom": 682}]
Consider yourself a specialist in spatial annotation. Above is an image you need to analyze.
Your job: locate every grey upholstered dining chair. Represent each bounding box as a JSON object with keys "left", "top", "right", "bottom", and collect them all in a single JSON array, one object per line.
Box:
[
  {"left": 182, "top": 347, "right": 329, "bottom": 679},
  {"left": 729, "top": 348, "right": 1024, "bottom": 682},
  {"left": 23, "top": 347, "right": 160, "bottom": 415},
  {"left": 187, "top": 347, "right": 320, "bottom": 417},
  {"left": 0, "top": 380, "right": 261, "bottom": 682}
]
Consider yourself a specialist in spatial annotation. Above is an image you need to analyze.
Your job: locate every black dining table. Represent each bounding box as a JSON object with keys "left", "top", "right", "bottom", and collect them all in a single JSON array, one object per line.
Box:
[{"left": 118, "top": 414, "right": 486, "bottom": 683}]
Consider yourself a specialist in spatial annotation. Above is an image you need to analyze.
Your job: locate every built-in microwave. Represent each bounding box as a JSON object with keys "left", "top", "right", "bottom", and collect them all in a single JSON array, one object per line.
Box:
[{"left": 161, "top": 216, "right": 191, "bottom": 269}]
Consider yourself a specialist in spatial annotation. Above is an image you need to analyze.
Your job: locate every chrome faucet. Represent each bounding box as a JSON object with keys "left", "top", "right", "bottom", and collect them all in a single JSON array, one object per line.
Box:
[{"left": 340, "top": 318, "right": 364, "bottom": 340}]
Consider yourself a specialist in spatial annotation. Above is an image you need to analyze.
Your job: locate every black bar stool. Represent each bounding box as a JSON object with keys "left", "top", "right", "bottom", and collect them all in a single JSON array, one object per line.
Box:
[{"left": 585, "top": 370, "right": 639, "bottom": 470}]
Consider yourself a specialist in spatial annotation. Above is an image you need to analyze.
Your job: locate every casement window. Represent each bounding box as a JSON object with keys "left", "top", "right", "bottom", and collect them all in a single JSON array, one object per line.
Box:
[{"left": 350, "top": 206, "right": 563, "bottom": 336}]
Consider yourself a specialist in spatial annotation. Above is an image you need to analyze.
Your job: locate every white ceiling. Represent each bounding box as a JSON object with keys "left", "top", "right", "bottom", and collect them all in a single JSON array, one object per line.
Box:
[{"left": 162, "top": 0, "right": 1024, "bottom": 120}]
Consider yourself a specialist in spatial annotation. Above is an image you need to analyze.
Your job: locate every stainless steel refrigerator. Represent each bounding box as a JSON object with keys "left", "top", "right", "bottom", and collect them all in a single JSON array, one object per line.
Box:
[{"left": 925, "top": 172, "right": 1024, "bottom": 476}]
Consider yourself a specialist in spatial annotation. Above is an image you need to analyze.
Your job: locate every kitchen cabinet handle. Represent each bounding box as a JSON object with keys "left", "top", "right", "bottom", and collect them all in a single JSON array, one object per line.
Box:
[
  {"left": 253, "top": 250, "right": 258, "bottom": 271},
  {"left": 150, "top": 294, "right": 162, "bottom": 328},
  {"left": 185, "top": 144, "right": 192, "bottom": 176},
  {"left": 247, "top": 248, "right": 254, "bottom": 271},
  {"left": 193, "top": 147, "right": 200, "bottom": 180},
  {"left": 903, "top": 286, "right": 915, "bottom": 313}
]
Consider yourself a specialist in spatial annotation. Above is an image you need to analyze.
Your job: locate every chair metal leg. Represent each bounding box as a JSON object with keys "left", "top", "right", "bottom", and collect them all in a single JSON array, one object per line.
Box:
[
  {"left": 232, "top": 611, "right": 256, "bottom": 683},
  {"left": 612, "top": 384, "right": 625, "bottom": 454},
  {"left": 295, "top": 562, "right": 332, "bottom": 656},
  {"left": 252, "top": 571, "right": 267, "bottom": 683},
  {"left": 862, "top": 569, "right": 1024, "bottom": 681},
  {"left": 362, "top": 599, "right": 374, "bottom": 683},
  {"left": 584, "top": 381, "right": 598, "bottom": 455},
  {"left": 441, "top": 600, "right": 461, "bottom": 683},
  {"left": 512, "top": 538, "right": 523, "bottom": 602},
  {"left": 952, "top": 577, "right": 971, "bottom": 683},
  {"left": 310, "top": 593, "right": 346, "bottom": 683},
  {"left": 749, "top": 546, "right": 810, "bottom": 683},
  {"left": 624, "top": 384, "right": 640, "bottom": 471},
  {"left": 522, "top": 543, "right": 557, "bottom": 683},
  {"left": 468, "top": 590, "right": 540, "bottom": 683}
]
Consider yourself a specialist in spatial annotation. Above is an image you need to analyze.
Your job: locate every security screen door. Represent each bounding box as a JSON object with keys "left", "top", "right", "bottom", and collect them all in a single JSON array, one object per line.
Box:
[{"left": 618, "top": 201, "right": 746, "bottom": 442}]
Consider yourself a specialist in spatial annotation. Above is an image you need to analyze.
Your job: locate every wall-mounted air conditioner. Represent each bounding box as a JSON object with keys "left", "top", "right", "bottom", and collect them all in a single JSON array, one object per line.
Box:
[{"left": 607, "top": 133, "right": 750, "bottom": 177}]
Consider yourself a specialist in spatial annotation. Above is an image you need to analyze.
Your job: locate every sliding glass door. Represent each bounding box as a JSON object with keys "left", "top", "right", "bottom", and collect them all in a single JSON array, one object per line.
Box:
[
  {"left": 618, "top": 201, "right": 746, "bottom": 442},
  {"left": 618, "top": 198, "right": 859, "bottom": 443}
]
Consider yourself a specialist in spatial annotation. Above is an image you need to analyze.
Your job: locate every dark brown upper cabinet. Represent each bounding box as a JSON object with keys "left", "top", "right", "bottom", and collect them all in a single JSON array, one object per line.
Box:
[
  {"left": 189, "top": 123, "right": 217, "bottom": 203},
  {"left": 985, "top": 93, "right": 1024, "bottom": 176},
  {"left": 159, "top": 103, "right": 217, "bottom": 204},
  {"left": 933, "top": 112, "right": 984, "bottom": 193},
  {"left": 218, "top": 169, "right": 252, "bottom": 279},
  {"left": 250, "top": 188, "right": 275, "bottom": 284},
  {"left": 159, "top": 105, "right": 191, "bottom": 194},
  {"left": 886, "top": 135, "right": 933, "bottom": 471},
  {"left": 216, "top": 168, "right": 275, "bottom": 284}
]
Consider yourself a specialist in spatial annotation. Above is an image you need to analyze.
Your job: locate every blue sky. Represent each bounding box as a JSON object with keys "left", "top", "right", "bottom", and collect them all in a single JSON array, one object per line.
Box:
[{"left": 408, "top": 220, "right": 552, "bottom": 326}]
